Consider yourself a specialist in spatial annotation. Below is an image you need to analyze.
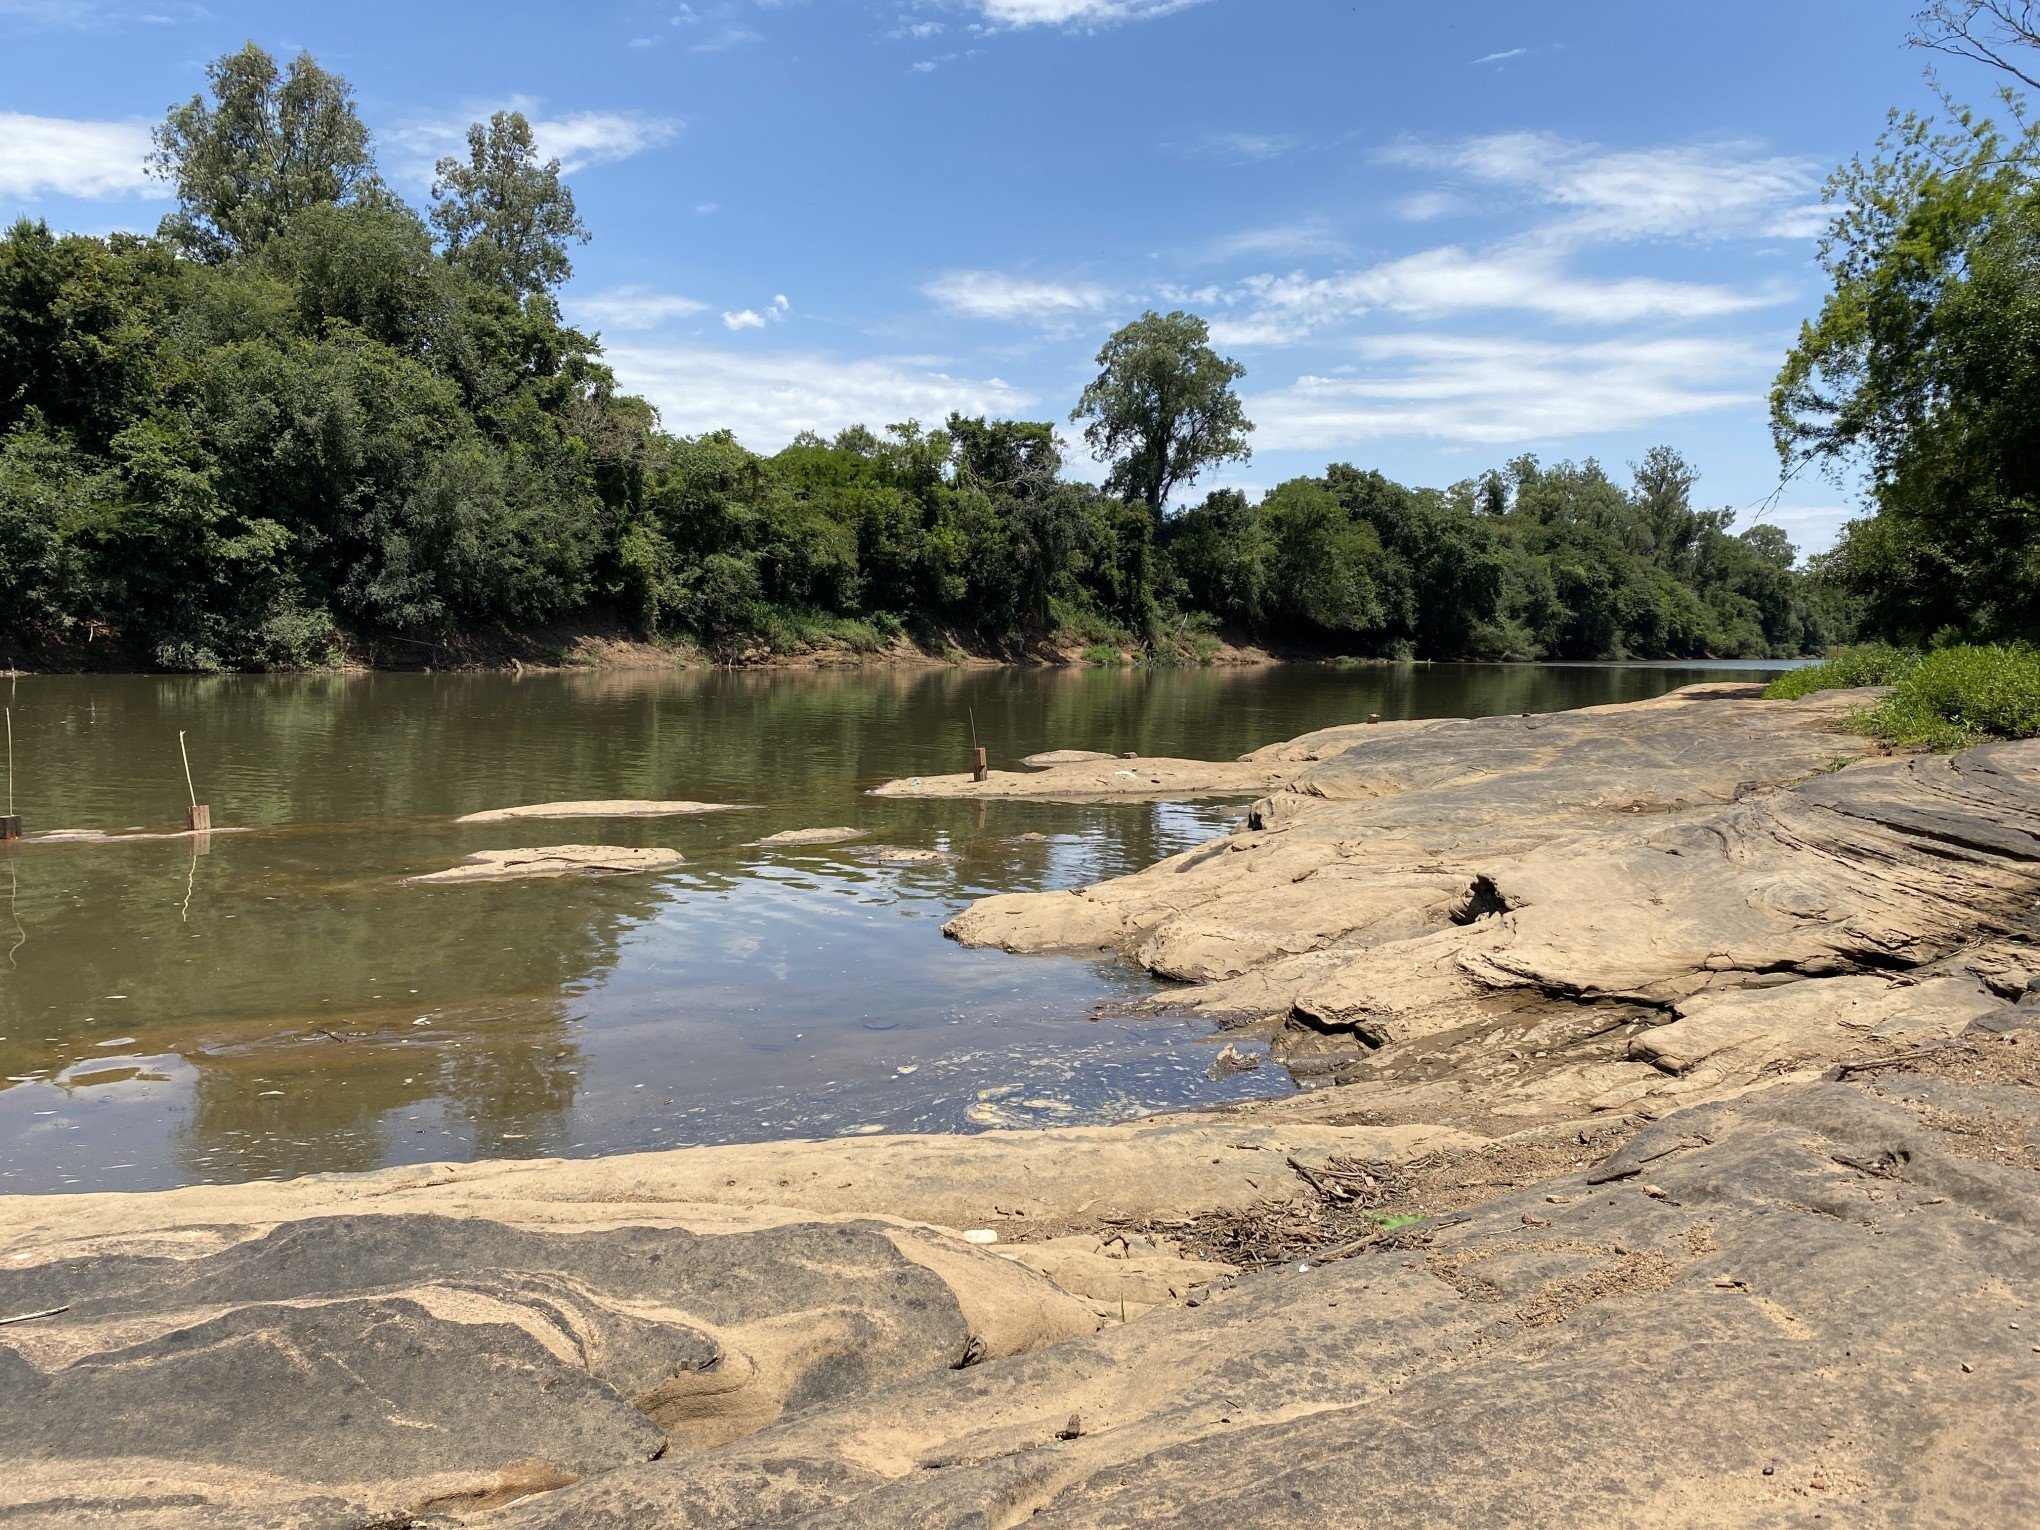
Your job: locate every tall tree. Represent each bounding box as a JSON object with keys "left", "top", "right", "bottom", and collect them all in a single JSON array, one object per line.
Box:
[
  {"left": 430, "top": 111, "right": 588, "bottom": 294},
  {"left": 1071, "top": 310, "right": 1252, "bottom": 525},
  {"left": 150, "top": 42, "right": 378, "bottom": 261}
]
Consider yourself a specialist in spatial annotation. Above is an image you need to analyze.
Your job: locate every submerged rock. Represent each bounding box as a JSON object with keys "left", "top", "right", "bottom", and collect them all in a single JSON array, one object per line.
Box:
[
  {"left": 863, "top": 846, "right": 958, "bottom": 866},
  {"left": 455, "top": 800, "right": 755, "bottom": 824},
  {"left": 404, "top": 845, "right": 685, "bottom": 884},
  {"left": 754, "top": 826, "right": 867, "bottom": 847}
]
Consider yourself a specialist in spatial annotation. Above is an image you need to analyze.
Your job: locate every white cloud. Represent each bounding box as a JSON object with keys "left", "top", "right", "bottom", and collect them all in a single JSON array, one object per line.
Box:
[
  {"left": 1205, "top": 219, "right": 1348, "bottom": 261},
  {"left": 390, "top": 102, "right": 681, "bottom": 183},
  {"left": 1472, "top": 47, "right": 1528, "bottom": 65},
  {"left": 971, "top": 0, "right": 1212, "bottom": 29},
  {"left": 1172, "top": 129, "right": 1302, "bottom": 163},
  {"left": 1386, "top": 131, "right": 1825, "bottom": 244},
  {"left": 722, "top": 293, "right": 790, "bottom": 330},
  {"left": 1246, "top": 333, "right": 1769, "bottom": 449},
  {"left": 0, "top": 113, "right": 157, "bottom": 200},
  {"left": 1395, "top": 190, "right": 1462, "bottom": 222},
  {"left": 530, "top": 111, "right": 683, "bottom": 172},
  {"left": 924, "top": 268, "right": 1114, "bottom": 323},
  {"left": 1209, "top": 243, "right": 1776, "bottom": 348},
  {"left": 604, "top": 341, "right": 1035, "bottom": 446},
  {"left": 567, "top": 285, "right": 709, "bottom": 331},
  {"left": 691, "top": 25, "right": 762, "bottom": 52}
]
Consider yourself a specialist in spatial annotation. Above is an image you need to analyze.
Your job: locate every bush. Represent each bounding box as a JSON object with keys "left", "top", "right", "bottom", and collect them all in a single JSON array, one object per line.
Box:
[
  {"left": 1857, "top": 644, "right": 2040, "bottom": 749},
  {"left": 1763, "top": 643, "right": 1920, "bottom": 699}
]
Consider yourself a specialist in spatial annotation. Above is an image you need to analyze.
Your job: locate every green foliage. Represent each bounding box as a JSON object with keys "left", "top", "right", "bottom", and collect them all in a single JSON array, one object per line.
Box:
[
  {"left": 1764, "top": 642, "right": 2039, "bottom": 750},
  {"left": 430, "top": 111, "right": 589, "bottom": 295},
  {"left": 150, "top": 43, "right": 379, "bottom": 262},
  {"left": 1858, "top": 643, "right": 2040, "bottom": 747},
  {"left": 1775, "top": 99, "right": 2040, "bottom": 642},
  {"left": 1762, "top": 643, "right": 1921, "bottom": 698},
  {"left": 1071, "top": 310, "right": 1252, "bottom": 524}
]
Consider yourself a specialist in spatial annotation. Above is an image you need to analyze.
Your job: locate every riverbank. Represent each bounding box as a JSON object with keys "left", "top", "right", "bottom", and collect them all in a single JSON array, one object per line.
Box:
[
  {"left": 2, "top": 684, "right": 2034, "bottom": 1525},
  {"left": 2, "top": 614, "right": 1815, "bottom": 676}
]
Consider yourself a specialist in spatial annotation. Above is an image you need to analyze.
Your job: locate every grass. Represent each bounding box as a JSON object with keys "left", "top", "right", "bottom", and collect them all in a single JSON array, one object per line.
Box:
[
  {"left": 1766, "top": 642, "right": 2040, "bottom": 751},
  {"left": 1761, "top": 642, "right": 1920, "bottom": 699}
]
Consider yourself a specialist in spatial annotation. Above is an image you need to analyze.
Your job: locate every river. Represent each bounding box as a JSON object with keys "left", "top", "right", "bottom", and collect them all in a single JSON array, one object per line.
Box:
[{"left": 0, "top": 660, "right": 1797, "bottom": 1193}]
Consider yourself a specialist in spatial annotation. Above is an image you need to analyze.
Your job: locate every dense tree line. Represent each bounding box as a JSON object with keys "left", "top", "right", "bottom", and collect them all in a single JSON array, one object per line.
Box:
[{"left": 0, "top": 42, "right": 1826, "bottom": 671}]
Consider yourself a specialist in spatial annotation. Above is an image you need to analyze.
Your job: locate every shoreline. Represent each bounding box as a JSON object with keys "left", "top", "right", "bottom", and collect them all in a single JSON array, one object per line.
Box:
[
  {"left": 0, "top": 622, "right": 1817, "bottom": 678},
  {"left": 3, "top": 683, "right": 2033, "bottom": 1525}
]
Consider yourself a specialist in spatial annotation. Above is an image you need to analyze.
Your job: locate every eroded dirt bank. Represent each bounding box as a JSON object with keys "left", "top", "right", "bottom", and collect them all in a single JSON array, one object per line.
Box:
[{"left": 2, "top": 685, "right": 2036, "bottom": 1527}]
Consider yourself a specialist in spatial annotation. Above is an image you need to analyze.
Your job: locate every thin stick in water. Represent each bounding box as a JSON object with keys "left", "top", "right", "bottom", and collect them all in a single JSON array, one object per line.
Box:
[
  {"left": 178, "top": 729, "right": 197, "bottom": 811},
  {"left": 5, "top": 705, "right": 12, "bottom": 816}
]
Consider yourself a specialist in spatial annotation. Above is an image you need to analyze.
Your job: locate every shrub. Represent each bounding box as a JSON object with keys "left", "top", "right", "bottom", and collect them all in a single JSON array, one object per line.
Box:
[
  {"left": 1857, "top": 644, "right": 2040, "bottom": 749},
  {"left": 1763, "top": 643, "right": 1920, "bottom": 699}
]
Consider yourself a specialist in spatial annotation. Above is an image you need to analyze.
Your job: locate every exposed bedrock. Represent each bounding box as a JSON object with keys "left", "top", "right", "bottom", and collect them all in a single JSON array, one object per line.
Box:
[{"left": 939, "top": 687, "right": 2040, "bottom": 1117}]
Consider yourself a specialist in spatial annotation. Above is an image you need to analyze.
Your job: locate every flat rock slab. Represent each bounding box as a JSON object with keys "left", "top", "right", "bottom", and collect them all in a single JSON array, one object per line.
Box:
[
  {"left": 755, "top": 827, "right": 867, "bottom": 847},
  {"left": 871, "top": 759, "right": 1287, "bottom": 802},
  {"left": 490, "top": 1046, "right": 2040, "bottom": 1528},
  {"left": 0, "top": 1213, "right": 1091, "bottom": 1525},
  {"left": 456, "top": 800, "right": 756, "bottom": 824},
  {"left": 1022, "top": 749, "right": 1119, "bottom": 768},
  {"left": 405, "top": 845, "right": 685, "bottom": 884}
]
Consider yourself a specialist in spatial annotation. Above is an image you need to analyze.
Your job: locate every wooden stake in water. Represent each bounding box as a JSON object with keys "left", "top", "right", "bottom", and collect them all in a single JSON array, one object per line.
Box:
[
  {"left": 179, "top": 730, "right": 210, "bottom": 834},
  {"left": 1, "top": 707, "right": 18, "bottom": 841},
  {"left": 967, "top": 706, "right": 987, "bottom": 783}
]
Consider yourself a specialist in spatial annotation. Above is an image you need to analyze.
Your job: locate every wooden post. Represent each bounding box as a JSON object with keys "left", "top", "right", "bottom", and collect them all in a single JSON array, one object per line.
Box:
[
  {"left": 971, "top": 747, "right": 988, "bottom": 783},
  {"left": 178, "top": 730, "right": 208, "bottom": 833}
]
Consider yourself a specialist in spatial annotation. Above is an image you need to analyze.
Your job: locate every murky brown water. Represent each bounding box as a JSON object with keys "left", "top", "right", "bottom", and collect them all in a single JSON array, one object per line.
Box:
[{"left": 0, "top": 660, "right": 1792, "bottom": 1193}]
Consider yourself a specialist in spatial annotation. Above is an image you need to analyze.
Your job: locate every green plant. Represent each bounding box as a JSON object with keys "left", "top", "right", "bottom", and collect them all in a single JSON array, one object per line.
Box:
[
  {"left": 1856, "top": 643, "right": 2040, "bottom": 749},
  {"left": 1763, "top": 643, "right": 1920, "bottom": 699}
]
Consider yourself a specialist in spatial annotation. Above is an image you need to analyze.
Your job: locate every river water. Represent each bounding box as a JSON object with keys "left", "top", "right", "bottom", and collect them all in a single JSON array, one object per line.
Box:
[{"left": 0, "top": 660, "right": 1794, "bottom": 1193}]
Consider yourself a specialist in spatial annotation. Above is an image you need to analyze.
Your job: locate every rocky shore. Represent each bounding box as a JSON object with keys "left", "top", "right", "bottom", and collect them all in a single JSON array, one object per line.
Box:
[{"left": 2, "top": 685, "right": 2036, "bottom": 1526}]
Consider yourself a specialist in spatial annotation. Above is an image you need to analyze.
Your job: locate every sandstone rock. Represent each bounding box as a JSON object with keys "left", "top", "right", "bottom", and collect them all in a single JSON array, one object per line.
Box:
[
  {"left": 754, "top": 827, "right": 866, "bottom": 847},
  {"left": 455, "top": 800, "right": 755, "bottom": 824},
  {"left": 1022, "top": 750, "right": 1119, "bottom": 768},
  {"left": 403, "top": 845, "right": 685, "bottom": 884}
]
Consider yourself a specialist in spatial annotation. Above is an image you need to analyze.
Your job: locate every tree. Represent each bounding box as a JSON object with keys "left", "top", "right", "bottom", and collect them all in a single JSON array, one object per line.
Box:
[
  {"left": 1774, "top": 101, "right": 2040, "bottom": 641},
  {"left": 1071, "top": 310, "right": 1252, "bottom": 524},
  {"left": 150, "top": 43, "right": 378, "bottom": 261},
  {"left": 430, "top": 111, "right": 589, "bottom": 294},
  {"left": 1912, "top": 2, "right": 2040, "bottom": 88}
]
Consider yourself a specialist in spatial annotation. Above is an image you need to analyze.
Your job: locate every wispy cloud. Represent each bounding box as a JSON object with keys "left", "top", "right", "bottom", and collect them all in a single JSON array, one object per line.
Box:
[
  {"left": 968, "top": 0, "right": 1214, "bottom": 29},
  {"left": 389, "top": 100, "right": 682, "bottom": 181},
  {"left": 604, "top": 341, "right": 1035, "bottom": 446},
  {"left": 1247, "top": 333, "right": 1770, "bottom": 449},
  {"left": 1208, "top": 243, "right": 1778, "bottom": 348},
  {"left": 567, "top": 285, "right": 710, "bottom": 331},
  {"left": 722, "top": 293, "right": 790, "bottom": 330},
  {"left": 1384, "top": 131, "right": 1826, "bottom": 245},
  {"left": 923, "top": 268, "right": 1115, "bottom": 323},
  {"left": 0, "top": 112, "right": 158, "bottom": 200},
  {"left": 1205, "top": 219, "right": 1348, "bottom": 261},
  {"left": 1170, "top": 129, "right": 1302, "bottom": 163},
  {"left": 1472, "top": 47, "right": 1528, "bottom": 65}
]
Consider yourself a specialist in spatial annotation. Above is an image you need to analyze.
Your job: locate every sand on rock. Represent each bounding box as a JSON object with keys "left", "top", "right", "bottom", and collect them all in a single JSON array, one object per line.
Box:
[
  {"left": 1021, "top": 749, "right": 1119, "bottom": 768},
  {"left": 455, "top": 800, "right": 756, "bottom": 824},
  {"left": 404, "top": 845, "right": 686, "bottom": 884}
]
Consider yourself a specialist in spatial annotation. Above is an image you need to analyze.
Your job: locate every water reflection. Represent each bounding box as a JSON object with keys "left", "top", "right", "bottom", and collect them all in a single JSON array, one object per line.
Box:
[{"left": 0, "top": 661, "right": 1789, "bottom": 1192}]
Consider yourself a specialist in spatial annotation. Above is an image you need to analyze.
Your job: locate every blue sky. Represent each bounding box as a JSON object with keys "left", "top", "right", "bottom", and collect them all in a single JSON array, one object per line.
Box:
[{"left": 0, "top": 0, "right": 1961, "bottom": 556}]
